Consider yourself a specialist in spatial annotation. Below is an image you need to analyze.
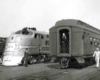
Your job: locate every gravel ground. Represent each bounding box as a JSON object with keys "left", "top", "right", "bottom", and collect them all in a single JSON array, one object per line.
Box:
[
  {"left": 7, "top": 63, "right": 76, "bottom": 80},
  {"left": 0, "top": 62, "right": 100, "bottom": 80},
  {"left": 7, "top": 64, "right": 100, "bottom": 80},
  {"left": 8, "top": 69, "right": 72, "bottom": 80}
]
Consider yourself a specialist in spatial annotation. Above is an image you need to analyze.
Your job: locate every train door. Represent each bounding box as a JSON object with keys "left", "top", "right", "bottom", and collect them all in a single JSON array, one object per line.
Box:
[
  {"left": 38, "top": 34, "right": 44, "bottom": 53},
  {"left": 57, "top": 27, "right": 71, "bottom": 56},
  {"left": 32, "top": 33, "right": 40, "bottom": 53},
  {"left": 83, "top": 32, "right": 90, "bottom": 55}
]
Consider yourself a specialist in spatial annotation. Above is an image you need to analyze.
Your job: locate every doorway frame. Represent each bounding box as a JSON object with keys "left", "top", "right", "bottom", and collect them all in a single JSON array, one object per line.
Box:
[{"left": 57, "top": 26, "right": 71, "bottom": 57}]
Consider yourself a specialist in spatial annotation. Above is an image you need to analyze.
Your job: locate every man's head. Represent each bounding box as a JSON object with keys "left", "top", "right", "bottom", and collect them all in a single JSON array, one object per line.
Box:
[
  {"left": 96, "top": 48, "right": 99, "bottom": 51},
  {"left": 62, "top": 33, "right": 66, "bottom": 36}
]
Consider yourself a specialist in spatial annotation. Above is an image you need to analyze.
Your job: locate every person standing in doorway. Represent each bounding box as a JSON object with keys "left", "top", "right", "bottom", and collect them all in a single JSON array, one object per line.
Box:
[{"left": 93, "top": 47, "right": 100, "bottom": 68}]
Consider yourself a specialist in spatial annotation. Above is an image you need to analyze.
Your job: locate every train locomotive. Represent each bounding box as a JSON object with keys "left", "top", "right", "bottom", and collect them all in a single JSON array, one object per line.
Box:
[
  {"left": 0, "top": 38, "right": 7, "bottom": 58},
  {"left": 2, "top": 27, "right": 49, "bottom": 66},
  {"left": 49, "top": 19, "right": 100, "bottom": 68}
]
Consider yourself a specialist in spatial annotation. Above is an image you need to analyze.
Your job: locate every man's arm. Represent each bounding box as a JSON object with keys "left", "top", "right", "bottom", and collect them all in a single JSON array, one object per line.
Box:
[{"left": 93, "top": 52, "right": 95, "bottom": 57}]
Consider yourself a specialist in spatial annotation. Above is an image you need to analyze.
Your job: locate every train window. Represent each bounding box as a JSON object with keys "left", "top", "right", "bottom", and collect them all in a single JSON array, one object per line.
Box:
[
  {"left": 34, "top": 34, "right": 38, "bottom": 38},
  {"left": 41, "top": 35, "right": 44, "bottom": 39},
  {"left": 90, "top": 37, "right": 92, "bottom": 40},
  {"left": 90, "top": 41, "right": 93, "bottom": 45},
  {"left": 21, "top": 28, "right": 33, "bottom": 35},
  {"left": 15, "top": 31, "right": 21, "bottom": 34},
  {"left": 22, "top": 28, "right": 29, "bottom": 35},
  {"left": 11, "top": 37, "right": 14, "bottom": 40},
  {"left": 45, "top": 41, "right": 49, "bottom": 45},
  {"left": 94, "top": 38, "right": 96, "bottom": 41},
  {"left": 94, "top": 42, "right": 98, "bottom": 47},
  {"left": 97, "top": 39, "right": 99, "bottom": 45},
  {"left": 90, "top": 37, "right": 93, "bottom": 45},
  {"left": 82, "top": 32, "right": 86, "bottom": 39},
  {"left": 46, "top": 35, "right": 49, "bottom": 38}
]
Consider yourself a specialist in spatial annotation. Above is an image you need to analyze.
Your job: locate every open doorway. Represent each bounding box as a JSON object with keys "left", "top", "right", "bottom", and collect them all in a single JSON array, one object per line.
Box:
[{"left": 59, "top": 29, "right": 69, "bottom": 54}]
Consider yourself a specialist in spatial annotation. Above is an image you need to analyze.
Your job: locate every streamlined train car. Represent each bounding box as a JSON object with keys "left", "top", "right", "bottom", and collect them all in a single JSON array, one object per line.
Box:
[
  {"left": 49, "top": 19, "right": 100, "bottom": 68},
  {"left": 0, "top": 38, "right": 7, "bottom": 57},
  {"left": 2, "top": 27, "right": 49, "bottom": 66}
]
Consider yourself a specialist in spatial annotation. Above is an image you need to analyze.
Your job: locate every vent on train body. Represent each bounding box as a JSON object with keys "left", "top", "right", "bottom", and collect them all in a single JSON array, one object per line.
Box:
[
  {"left": 41, "top": 47, "right": 49, "bottom": 51},
  {"left": 23, "top": 27, "right": 36, "bottom": 31}
]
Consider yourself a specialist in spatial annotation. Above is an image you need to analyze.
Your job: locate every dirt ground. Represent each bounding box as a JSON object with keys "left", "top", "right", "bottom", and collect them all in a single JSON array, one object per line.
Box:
[{"left": 0, "top": 61, "right": 100, "bottom": 80}]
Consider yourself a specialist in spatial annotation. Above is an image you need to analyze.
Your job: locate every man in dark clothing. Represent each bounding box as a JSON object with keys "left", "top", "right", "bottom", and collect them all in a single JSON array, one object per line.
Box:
[{"left": 24, "top": 51, "right": 28, "bottom": 67}]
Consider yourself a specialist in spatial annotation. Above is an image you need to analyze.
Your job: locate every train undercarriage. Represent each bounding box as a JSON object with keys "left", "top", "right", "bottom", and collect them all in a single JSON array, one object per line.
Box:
[
  {"left": 21, "top": 54, "right": 51, "bottom": 66},
  {"left": 51, "top": 56, "right": 95, "bottom": 69}
]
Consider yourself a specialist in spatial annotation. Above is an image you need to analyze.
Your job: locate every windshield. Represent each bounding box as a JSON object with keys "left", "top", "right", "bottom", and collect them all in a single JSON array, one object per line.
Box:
[
  {"left": 15, "top": 30, "right": 22, "bottom": 34},
  {"left": 15, "top": 30, "right": 33, "bottom": 35}
]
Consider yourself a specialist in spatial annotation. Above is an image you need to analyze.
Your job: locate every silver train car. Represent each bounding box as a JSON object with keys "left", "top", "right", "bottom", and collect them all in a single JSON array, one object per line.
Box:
[{"left": 2, "top": 27, "right": 49, "bottom": 66}]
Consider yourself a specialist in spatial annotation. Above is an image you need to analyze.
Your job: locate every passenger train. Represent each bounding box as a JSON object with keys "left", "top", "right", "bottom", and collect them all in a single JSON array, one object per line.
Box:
[
  {"left": 2, "top": 19, "right": 100, "bottom": 68},
  {"left": 50, "top": 19, "right": 100, "bottom": 68},
  {"left": 2, "top": 27, "right": 49, "bottom": 66}
]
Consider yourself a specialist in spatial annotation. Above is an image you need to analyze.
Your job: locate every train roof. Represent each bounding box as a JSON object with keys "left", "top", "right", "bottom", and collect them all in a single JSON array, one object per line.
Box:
[
  {"left": 30, "top": 30, "right": 49, "bottom": 35},
  {"left": 15, "top": 28, "right": 49, "bottom": 35},
  {"left": 50, "top": 19, "right": 100, "bottom": 34}
]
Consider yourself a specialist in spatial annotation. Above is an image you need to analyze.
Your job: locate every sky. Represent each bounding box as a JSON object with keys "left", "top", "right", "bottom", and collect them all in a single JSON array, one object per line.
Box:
[{"left": 0, "top": 0, "right": 100, "bottom": 37}]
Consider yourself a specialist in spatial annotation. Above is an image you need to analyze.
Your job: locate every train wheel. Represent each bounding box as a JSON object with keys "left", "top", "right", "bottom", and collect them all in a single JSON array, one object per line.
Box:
[
  {"left": 41, "top": 54, "right": 51, "bottom": 63},
  {"left": 40, "top": 58, "right": 45, "bottom": 62},
  {"left": 30, "top": 57, "right": 37, "bottom": 64},
  {"left": 73, "top": 61, "right": 85, "bottom": 69},
  {"left": 50, "top": 56, "right": 56, "bottom": 63},
  {"left": 73, "top": 60, "right": 78, "bottom": 68},
  {"left": 40, "top": 55, "right": 46, "bottom": 63},
  {"left": 90, "top": 58, "right": 95, "bottom": 65},
  {"left": 29, "top": 56, "right": 33, "bottom": 64},
  {"left": 60, "top": 57, "right": 70, "bottom": 69},
  {"left": 30, "top": 60, "right": 34, "bottom": 64},
  {"left": 78, "top": 63, "right": 85, "bottom": 69},
  {"left": 84, "top": 58, "right": 94, "bottom": 67}
]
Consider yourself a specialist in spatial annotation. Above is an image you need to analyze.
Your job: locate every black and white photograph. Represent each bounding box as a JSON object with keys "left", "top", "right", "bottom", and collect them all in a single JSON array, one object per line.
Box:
[{"left": 0, "top": 0, "right": 100, "bottom": 80}]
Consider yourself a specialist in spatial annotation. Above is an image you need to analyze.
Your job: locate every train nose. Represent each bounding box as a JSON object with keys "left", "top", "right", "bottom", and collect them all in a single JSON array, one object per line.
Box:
[
  {"left": 5, "top": 43, "right": 21, "bottom": 51},
  {"left": 2, "top": 52, "right": 24, "bottom": 66}
]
